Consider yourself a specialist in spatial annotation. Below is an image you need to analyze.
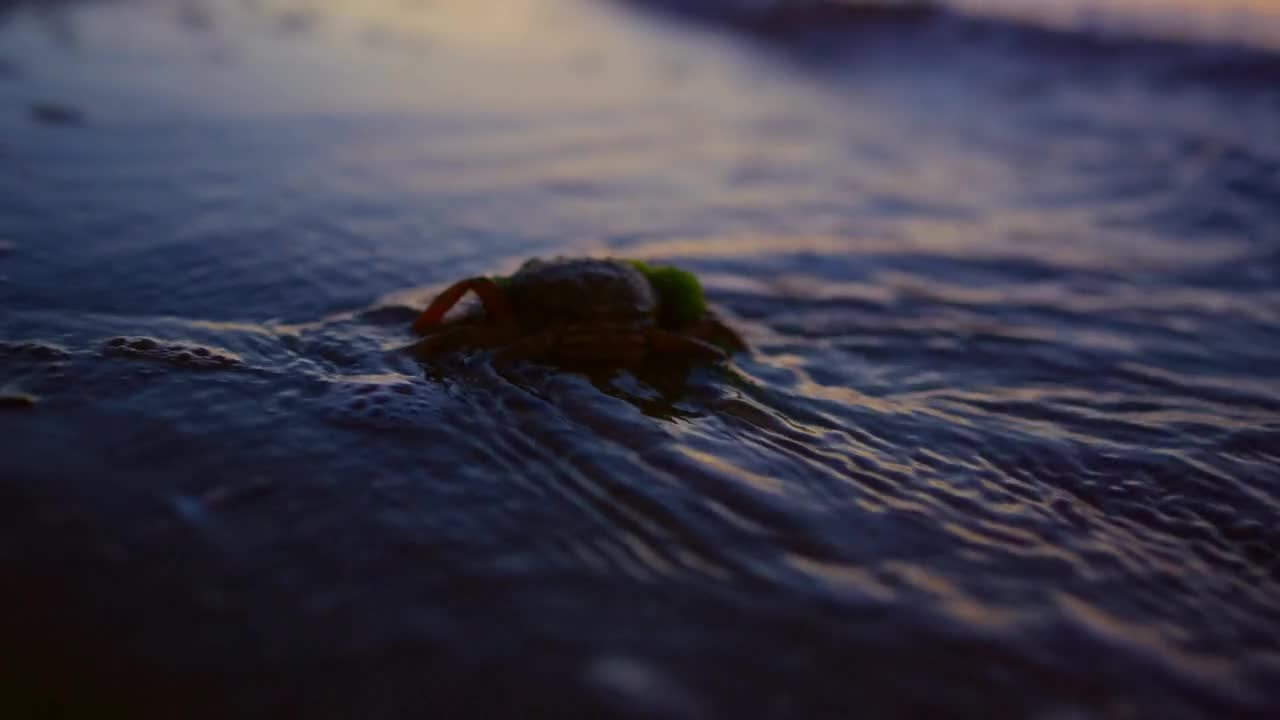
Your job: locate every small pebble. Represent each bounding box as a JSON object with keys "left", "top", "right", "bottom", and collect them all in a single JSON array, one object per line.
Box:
[{"left": 0, "top": 392, "right": 38, "bottom": 409}]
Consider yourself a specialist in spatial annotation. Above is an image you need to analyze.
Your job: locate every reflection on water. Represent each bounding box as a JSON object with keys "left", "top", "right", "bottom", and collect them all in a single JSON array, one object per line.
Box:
[
  {"left": 0, "top": 0, "right": 1278, "bottom": 718},
  {"left": 951, "top": 0, "right": 1280, "bottom": 50}
]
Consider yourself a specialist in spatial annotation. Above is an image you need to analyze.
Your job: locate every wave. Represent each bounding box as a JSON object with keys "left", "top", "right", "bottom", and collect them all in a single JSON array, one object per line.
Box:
[
  {"left": 945, "top": 0, "right": 1280, "bottom": 53},
  {"left": 623, "top": 0, "right": 1280, "bottom": 56}
]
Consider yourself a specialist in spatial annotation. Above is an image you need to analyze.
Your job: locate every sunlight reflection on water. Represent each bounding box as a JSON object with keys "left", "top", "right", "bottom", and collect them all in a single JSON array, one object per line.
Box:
[{"left": 1, "top": 0, "right": 1278, "bottom": 718}]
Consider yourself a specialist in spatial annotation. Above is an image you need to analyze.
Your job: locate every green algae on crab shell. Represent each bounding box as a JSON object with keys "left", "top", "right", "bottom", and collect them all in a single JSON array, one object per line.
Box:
[{"left": 626, "top": 260, "right": 707, "bottom": 328}]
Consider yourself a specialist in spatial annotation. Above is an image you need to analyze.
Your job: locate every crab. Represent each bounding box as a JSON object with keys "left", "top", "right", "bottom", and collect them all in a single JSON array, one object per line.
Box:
[{"left": 409, "top": 257, "right": 746, "bottom": 368}]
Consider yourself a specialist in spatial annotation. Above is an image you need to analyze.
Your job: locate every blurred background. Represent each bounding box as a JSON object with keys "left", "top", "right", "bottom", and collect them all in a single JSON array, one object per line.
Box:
[{"left": 1, "top": 1, "right": 1278, "bottom": 718}]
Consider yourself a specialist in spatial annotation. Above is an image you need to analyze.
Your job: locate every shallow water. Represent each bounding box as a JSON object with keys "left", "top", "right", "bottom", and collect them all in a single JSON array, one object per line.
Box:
[{"left": 2, "top": 1, "right": 1279, "bottom": 718}]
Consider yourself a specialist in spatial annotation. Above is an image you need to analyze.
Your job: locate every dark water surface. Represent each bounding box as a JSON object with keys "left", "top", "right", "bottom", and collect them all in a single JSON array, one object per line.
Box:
[{"left": 2, "top": 1, "right": 1279, "bottom": 718}]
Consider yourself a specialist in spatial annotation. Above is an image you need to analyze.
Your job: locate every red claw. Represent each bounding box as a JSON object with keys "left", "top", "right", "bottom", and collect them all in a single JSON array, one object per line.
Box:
[{"left": 412, "top": 277, "right": 513, "bottom": 334}]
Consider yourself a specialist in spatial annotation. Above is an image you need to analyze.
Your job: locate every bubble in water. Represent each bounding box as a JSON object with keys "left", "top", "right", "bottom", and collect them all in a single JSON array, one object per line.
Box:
[
  {"left": 310, "top": 377, "right": 438, "bottom": 431},
  {"left": 0, "top": 341, "right": 69, "bottom": 362},
  {"left": 102, "top": 336, "right": 241, "bottom": 370}
]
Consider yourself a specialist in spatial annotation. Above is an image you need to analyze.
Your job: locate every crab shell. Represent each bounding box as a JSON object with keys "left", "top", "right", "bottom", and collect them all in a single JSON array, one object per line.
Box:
[
  {"left": 409, "top": 257, "right": 746, "bottom": 368},
  {"left": 504, "top": 258, "right": 658, "bottom": 328}
]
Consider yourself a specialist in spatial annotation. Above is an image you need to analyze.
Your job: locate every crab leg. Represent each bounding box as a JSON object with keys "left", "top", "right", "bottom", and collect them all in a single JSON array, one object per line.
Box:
[
  {"left": 647, "top": 329, "right": 727, "bottom": 363},
  {"left": 412, "top": 277, "right": 512, "bottom": 334},
  {"left": 690, "top": 313, "right": 749, "bottom": 353},
  {"left": 410, "top": 325, "right": 516, "bottom": 358}
]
